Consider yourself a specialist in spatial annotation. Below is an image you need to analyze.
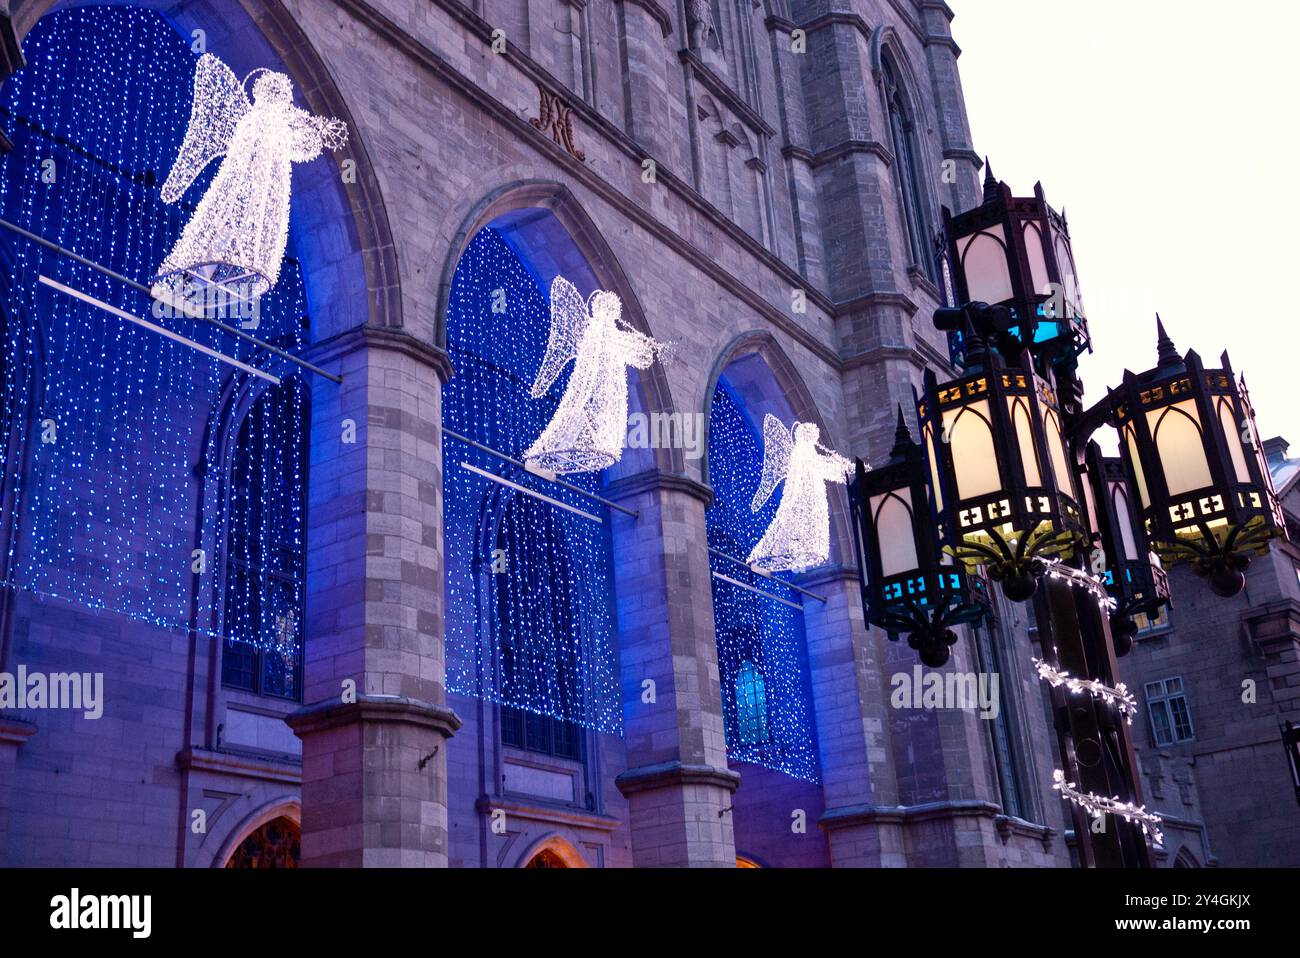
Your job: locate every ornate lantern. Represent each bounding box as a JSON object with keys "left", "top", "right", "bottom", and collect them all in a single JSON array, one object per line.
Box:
[
  {"left": 1077, "top": 443, "right": 1170, "bottom": 654},
  {"left": 1110, "top": 321, "right": 1286, "bottom": 597},
  {"left": 942, "top": 165, "right": 1090, "bottom": 366},
  {"left": 918, "top": 321, "right": 1086, "bottom": 602},
  {"left": 849, "top": 410, "right": 986, "bottom": 667}
]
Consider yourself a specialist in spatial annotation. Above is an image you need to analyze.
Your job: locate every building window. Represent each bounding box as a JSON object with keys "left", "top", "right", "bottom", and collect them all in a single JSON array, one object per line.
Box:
[
  {"left": 1134, "top": 604, "right": 1172, "bottom": 637},
  {"left": 972, "top": 619, "right": 1026, "bottom": 819},
  {"left": 735, "top": 660, "right": 770, "bottom": 745},
  {"left": 501, "top": 705, "right": 583, "bottom": 761},
  {"left": 220, "top": 380, "right": 309, "bottom": 701},
  {"left": 225, "top": 817, "right": 300, "bottom": 868},
  {"left": 1145, "top": 677, "right": 1195, "bottom": 746},
  {"left": 882, "top": 54, "right": 936, "bottom": 280}
]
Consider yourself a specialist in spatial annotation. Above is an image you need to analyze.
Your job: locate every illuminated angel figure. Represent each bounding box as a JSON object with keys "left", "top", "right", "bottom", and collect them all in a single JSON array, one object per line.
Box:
[
  {"left": 152, "top": 54, "right": 348, "bottom": 304},
  {"left": 748, "top": 416, "right": 852, "bottom": 573},
  {"left": 525, "top": 277, "right": 665, "bottom": 475}
]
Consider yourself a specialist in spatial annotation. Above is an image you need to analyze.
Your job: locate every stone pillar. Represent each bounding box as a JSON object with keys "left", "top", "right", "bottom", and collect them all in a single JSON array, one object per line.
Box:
[
  {"left": 0, "top": 716, "right": 35, "bottom": 866},
  {"left": 606, "top": 470, "right": 739, "bottom": 867},
  {"left": 799, "top": 566, "right": 905, "bottom": 866},
  {"left": 614, "top": 0, "right": 673, "bottom": 162},
  {"left": 287, "top": 327, "right": 461, "bottom": 867}
]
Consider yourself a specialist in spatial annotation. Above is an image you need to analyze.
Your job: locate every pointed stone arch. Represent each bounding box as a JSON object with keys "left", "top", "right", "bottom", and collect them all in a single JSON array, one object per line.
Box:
[
  {"left": 209, "top": 797, "right": 301, "bottom": 868},
  {"left": 434, "top": 179, "right": 681, "bottom": 476},
  {"left": 516, "top": 832, "right": 590, "bottom": 868}
]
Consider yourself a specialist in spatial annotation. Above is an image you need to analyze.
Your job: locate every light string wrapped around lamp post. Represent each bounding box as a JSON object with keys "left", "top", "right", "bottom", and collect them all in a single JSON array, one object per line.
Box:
[
  {"left": 1053, "top": 770, "right": 1164, "bottom": 845},
  {"left": 1032, "top": 658, "right": 1136, "bottom": 723}
]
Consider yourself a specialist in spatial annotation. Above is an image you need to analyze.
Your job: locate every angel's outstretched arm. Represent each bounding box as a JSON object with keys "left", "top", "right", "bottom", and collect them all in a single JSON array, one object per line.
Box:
[
  {"left": 160, "top": 54, "right": 249, "bottom": 203},
  {"left": 288, "top": 108, "right": 348, "bottom": 162},
  {"left": 530, "top": 277, "right": 589, "bottom": 398},
  {"left": 818, "top": 448, "right": 854, "bottom": 484},
  {"left": 751, "top": 414, "right": 793, "bottom": 512},
  {"left": 615, "top": 326, "right": 663, "bottom": 370}
]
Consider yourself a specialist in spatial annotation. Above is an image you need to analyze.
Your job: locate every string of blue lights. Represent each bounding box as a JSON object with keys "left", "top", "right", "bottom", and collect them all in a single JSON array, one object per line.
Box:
[
  {"left": 442, "top": 227, "right": 622, "bottom": 735},
  {"left": 0, "top": 7, "right": 310, "bottom": 654},
  {"left": 707, "top": 382, "right": 820, "bottom": 782}
]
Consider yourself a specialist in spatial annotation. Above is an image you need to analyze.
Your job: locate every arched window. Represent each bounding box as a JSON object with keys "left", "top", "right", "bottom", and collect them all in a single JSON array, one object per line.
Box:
[
  {"left": 225, "top": 816, "right": 300, "bottom": 868},
  {"left": 735, "top": 660, "right": 770, "bottom": 745},
  {"left": 705, "top": 380, "right": 819, "bottom": 782},
  {"left": 221, "top": 379, "right": 310, "bottom": 700},
  {"left": 495, "top": 494, "right": 583, "bottom": 760},
  {"left": 441, "top": 224, "right": 621, "bottom": 741},
  {"left": 882, "top": 54, "right": 935, "bottom": 280}
]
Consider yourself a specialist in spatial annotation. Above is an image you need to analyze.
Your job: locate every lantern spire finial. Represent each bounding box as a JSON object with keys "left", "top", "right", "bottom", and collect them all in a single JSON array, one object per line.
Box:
[
  {"left": 1156, "top": 314, "right": 1180, "bottom": 368},
  {"left": 892, "top": 405, "right": 912, "bottom": 457},
  {"left": 982, "top": 156, "right": 998, "bottom": 202}
]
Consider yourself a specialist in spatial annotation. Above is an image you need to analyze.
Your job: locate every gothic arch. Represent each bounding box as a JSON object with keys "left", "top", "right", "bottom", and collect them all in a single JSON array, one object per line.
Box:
[
  {"left": 7, "top": 0, "right": 400, "bottom": 339},
  {"left": 515, "top": 832, "right": 589, "bottom": 868},
  {"left": 209, "top": 797, "right": 301, "bottom": 868},
  {"left": 434, "top": 179, "right": 681, "bottom": 475},
  {"left": 701, "top": 330, "right": 852, "bottom": 567}
]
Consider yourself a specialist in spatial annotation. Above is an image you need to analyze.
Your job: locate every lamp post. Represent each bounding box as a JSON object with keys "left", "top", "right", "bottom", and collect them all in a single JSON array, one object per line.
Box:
[
  {"left": 848, "top": 410, "right": 987, "bottom": 667},
  {"left": 852, "top": 169, "right": 1288, "bottom": 867}
]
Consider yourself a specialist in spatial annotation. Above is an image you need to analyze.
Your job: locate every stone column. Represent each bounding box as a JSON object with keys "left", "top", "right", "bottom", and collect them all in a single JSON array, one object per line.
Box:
[
  {"left": 799, "top": 566, "right": 905, "bottom": 866},
  {"left": 0, "top": 716, "right": 35, "bottom": 866},
  {"left": 287, "top": 327, "right": 461, "bottom": 868},
  {"left": 614, "top": 0, "right": 674, "bottom": 162},
  {"left": 606, "top": 470, "right": 739, "bottom": 867}
]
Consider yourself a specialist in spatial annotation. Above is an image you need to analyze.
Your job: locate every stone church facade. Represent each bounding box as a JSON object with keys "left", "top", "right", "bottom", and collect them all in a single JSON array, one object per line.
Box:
[{"left": 0, "top": 0, "right": 1275, "bottom": 869}]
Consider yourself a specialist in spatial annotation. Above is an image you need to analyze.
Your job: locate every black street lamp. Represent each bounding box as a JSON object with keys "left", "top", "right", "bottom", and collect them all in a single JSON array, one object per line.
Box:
[
  {"left": 851, "top": 167, "right": 1291, "bottom": 868},
  {"left": 1109, "top": 323, "right": 1286, "bottom": 597},
  {"left": 917, "top": 311, "right": 1085, "bottom": 602},
  {"left": 848, "top": 410, "right": 987, "bottom": 668},
  {"left": 1080, "top": 444, "right": 1170, "bottom": 655}
]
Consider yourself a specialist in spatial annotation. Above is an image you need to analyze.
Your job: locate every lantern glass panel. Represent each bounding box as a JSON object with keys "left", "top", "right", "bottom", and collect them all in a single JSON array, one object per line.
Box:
[
  {"left": 1111, "top": 484, "right": 1140, "bottom": 560},
  {"left": 945, "top": 401, "right": 1001, "bottom": 499},
  {"left": 1125, "top": 424, "right": 1150, "bottom": 508},
  {"left": 1022, "top": 221, "right": 1051, "bottom": 296},
  {"left": 1147, "top": 400, "right": 1212, "bottom": 495},
  {"left": 959, "top": 227, "right": 1014, "bottom": 304},
  {"left": 1216, "top": 397, "right": 1252, "bottom": 483},
  {"left": 1041, "top": 405, "right": 1074, "bottom": 497},
  {"left": 1007, "top": 397, "right": 1042, "bottom": 485},
  {"left": 872, "top": 490, "right": 919, "bottom": 577},
  {"left": 1052, "top": 229, "right": 1083, "bottom": 316},
  {"left": 924, "top": 424, "right": 944, "bottom": 511}
]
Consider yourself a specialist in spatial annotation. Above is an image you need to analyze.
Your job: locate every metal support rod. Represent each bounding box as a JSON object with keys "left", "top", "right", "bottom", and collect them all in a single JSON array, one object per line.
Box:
[
  {"left": 39, "top": 276, "right": 281, "bottom": 385},
  {"left": 442, "top": 426, "right": 639, "bottom": 519},
  {"left": 710, "top": 571, "right": 803, "bottom": 610},
  {"left": 707, "top": 547, "right": 827, "bottom": 603},
  {"left": 458, "top": 462, "right": 603, "bottom": 524},
  {"left": 0, "top": 216, "right": 342, "bottom": 384}
]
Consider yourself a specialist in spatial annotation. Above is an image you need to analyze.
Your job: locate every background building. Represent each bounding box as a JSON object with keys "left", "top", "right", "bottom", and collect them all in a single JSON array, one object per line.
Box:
[{"left": 0, "top": 0, "right": 1289, "bottom": 868}]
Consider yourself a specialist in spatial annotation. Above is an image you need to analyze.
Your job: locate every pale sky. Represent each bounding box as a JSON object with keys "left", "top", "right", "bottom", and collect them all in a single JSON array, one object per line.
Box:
[{"left": 949, "top": 0, "right": 1299, "bottom": 454}]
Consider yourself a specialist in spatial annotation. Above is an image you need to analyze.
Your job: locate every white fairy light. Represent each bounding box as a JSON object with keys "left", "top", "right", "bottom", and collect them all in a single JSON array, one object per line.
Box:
[
  {"left": 525, "top": 277, "right": 666, "bottom": 475},
  {"left": 1041, "top": 556, "right": 1118, "bottom": 611},
  {"left": 747, "top": 416, "right": 852, "bottom": 573},
  {"left": 1053, "top": 770, "right": 1164, "bottom": 845},
  {"left": 153, "top": 54, "right": 348, "bottom": 305},
  {"left": 1032, "top": 657, "right": 1137, "bottom": 723}
]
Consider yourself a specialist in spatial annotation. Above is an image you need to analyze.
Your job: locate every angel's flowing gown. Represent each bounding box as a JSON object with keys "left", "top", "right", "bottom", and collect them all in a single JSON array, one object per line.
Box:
[
  {"left": 526, "top": 314, "right": 656, "bottom": 474},
  {"left": 155, "top": 78, "right": 335, "bottom": 301},
  {"left": 749, "top": 441, "right": 845, "bottom": 573}
]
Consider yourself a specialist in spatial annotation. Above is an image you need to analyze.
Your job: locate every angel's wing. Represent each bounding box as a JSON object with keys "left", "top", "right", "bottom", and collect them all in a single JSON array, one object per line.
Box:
[
  {"left": 751, "top": 414, "right": 794, "bottom": 512},
  {"left": 159, "top": 54, "right": 250, "bottom": 204},
  {"left": 529, "top": 276, "right": 590, "bottom": 399}
]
